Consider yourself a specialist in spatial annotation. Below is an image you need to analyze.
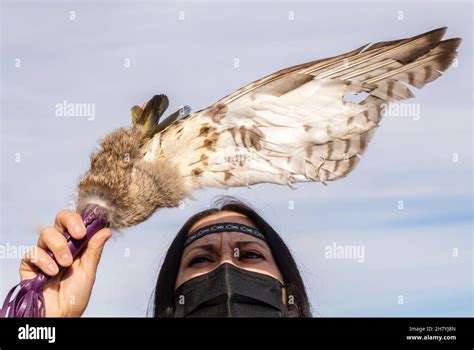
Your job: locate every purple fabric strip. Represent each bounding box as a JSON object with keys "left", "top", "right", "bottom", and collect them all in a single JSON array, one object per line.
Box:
[{"left": 0, "top": 206, "right": 107, "bottom": 318}]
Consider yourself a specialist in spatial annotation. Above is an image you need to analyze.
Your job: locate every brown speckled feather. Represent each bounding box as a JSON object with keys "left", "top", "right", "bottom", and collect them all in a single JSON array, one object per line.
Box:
[{"left": 153, "top": 27, "right": 460, "bottom": 191}]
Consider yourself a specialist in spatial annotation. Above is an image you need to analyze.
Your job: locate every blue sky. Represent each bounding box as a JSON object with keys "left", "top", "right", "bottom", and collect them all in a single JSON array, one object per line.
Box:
[{"left": 1, "top": 0, "right": 472, "bottom": 317}]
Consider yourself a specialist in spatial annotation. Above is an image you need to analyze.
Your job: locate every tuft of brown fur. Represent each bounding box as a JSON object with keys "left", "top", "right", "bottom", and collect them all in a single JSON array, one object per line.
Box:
[{"left": 77, "top": 126, "right": 188, "bottom": 229}]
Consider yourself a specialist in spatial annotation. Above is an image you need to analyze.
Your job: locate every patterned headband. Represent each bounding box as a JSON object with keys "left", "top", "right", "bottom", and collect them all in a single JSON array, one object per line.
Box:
[{"left": 184, "top": 222, "right": 266, "bottom": 247}]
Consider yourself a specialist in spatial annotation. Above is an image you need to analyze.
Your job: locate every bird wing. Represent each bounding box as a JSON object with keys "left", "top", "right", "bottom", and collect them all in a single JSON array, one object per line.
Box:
[{"left": 147, "top": 27, "right": 460, "bottom": 191}]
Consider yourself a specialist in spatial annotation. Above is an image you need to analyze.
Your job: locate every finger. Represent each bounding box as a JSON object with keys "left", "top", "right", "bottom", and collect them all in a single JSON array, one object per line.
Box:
[
  {"left": 79, "top": 228, "right": 112, "bottom": 273},
  {"left": 19, "top": 247, "right": 40, "bottom": 280},
  {"left": 38, "top": 227, "right": 73, "bottom": 267},
  {"left": 20, "top": 246, "right": 59, "bottom": 279},
  {"left": 54, "top": 209, "right": 86, "bottom": 240}
]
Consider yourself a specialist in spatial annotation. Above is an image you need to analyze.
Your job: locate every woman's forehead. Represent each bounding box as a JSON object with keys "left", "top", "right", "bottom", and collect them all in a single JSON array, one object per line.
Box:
[
  {"left": 187, "top": 231, "right": 265, "bottom": 247},
  {"left": 188, "top": 210, "right": 256, "bottom": 234}
]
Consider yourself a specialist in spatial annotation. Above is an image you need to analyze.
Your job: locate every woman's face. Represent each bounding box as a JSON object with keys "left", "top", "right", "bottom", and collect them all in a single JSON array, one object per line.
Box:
[{"left": 175, "top": 211, "right": 284, "bottom": 289}]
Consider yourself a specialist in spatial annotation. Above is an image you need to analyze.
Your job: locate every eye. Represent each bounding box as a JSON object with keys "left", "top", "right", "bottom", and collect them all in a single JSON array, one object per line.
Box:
[
  {"left": 240, "top": 251, "right": 264, "bottom": 262},
  {"left": 188, "top": 256, "right": 214, "bottom": 267}
]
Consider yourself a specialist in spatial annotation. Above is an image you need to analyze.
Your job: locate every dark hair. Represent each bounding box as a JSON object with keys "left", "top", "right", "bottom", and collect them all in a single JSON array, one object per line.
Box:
[{"left": 150, "top": 196, "right": 312, "bottom": 317}]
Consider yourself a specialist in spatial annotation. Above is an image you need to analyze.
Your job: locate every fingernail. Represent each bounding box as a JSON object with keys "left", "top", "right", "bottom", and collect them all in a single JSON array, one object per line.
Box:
[
  {"left": 48, "top": 263, "right": 58, "bottom": 274},
  {"left": 71, "top": 223, "right": 83, "bottom": 235},
  {"left": 61, "top": 253, "right": 72, "bottom": 265}
]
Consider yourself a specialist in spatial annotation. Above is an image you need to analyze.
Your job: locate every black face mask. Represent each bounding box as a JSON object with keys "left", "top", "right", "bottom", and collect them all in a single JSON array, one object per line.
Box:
[{"left": 173, "top": 263, "right": 288, "bottom": 317}]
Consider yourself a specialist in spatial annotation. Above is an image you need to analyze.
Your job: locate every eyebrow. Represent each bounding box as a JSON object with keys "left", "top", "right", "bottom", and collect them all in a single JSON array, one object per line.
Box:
[
  {"left": 235, "top": 241, "right": 268, "bottom": 250},
  {"left": 182, "top": 240, "right": 269, "bottom": 261}
]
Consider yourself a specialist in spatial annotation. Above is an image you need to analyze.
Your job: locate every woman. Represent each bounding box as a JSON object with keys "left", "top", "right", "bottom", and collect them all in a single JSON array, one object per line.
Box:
[{"left": 20, "top": 197, "right": 311, "bottom": 317}]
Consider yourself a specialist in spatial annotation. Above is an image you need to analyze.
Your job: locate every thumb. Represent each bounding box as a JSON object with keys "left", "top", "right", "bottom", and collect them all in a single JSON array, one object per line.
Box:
[{"left": 79, "top": 228, "right": 112, "bottom": 274}]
